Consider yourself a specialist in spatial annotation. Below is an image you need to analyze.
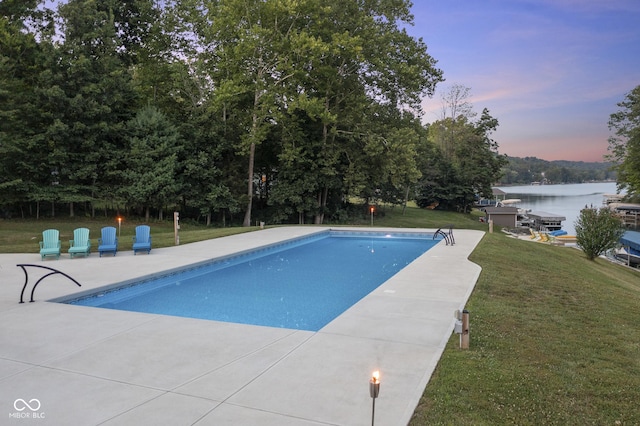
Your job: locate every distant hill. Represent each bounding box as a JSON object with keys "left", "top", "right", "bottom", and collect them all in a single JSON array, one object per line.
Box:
[{"left": 498, "top": 156, "right": 616, "bottom": 185}]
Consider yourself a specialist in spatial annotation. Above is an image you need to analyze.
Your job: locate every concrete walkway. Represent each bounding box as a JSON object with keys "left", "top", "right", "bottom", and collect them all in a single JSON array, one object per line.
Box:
[{"left": 0, "top": 227, "right": 484, "bottom": 425}]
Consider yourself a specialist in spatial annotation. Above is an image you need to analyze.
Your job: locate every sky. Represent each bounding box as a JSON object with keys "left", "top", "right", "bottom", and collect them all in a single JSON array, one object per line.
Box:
[{"left": 406, "top": 0, "right": 640, "bottom": 162}]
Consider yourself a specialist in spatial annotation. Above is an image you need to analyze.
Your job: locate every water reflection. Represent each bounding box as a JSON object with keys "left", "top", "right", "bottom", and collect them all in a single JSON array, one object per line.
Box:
[{"left": 496, "top": 182, "right": 619, "bottom": 235}]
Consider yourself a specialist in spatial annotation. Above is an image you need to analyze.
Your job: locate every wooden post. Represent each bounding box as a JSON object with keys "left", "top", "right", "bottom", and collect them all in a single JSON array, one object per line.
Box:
[
  {"left": 489, "top": 219, "right": 493, "bottom": 233},
  {"left": 461, "top": 310, "right": 470, "bottom": 349},
  {"left": 174, "top": 211, "right": 180, "bottom": 245}
]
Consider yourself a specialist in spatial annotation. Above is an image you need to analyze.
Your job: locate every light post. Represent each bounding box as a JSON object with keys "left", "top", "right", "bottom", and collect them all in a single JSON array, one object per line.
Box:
[
  {"left": 117, "top": 216, "right": 122, "bottom": 238},
  {"left": 370, "top": 206, "right": 375, "bottom": 227},
  {"left": 369, "top": 370, "right": 380, "bottom": 426}
]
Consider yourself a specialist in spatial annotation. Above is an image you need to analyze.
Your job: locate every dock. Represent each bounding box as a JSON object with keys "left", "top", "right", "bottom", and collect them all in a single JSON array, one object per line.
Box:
[
  {"left": 608, "top": 203, "right": 640, "bottom": 229},
  {"left": 527, "top": 211, "right": 566, "bottom": 232}
]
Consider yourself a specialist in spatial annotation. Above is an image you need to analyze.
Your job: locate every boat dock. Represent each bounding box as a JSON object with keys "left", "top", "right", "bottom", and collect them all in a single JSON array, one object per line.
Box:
[
  {"left": 608, "top": 203, "right": 640, "bottom": 229},
  {"left": 527, "top": 211, "right": 566, "bottom": 232}
]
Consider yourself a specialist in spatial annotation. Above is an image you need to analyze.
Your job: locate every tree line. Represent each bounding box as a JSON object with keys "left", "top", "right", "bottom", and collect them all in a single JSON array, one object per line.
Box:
[
  {"left": 499, "top": 157, "right": 617, "bottom": 185},
  {"left": 0, "top": 0, "right": 507, "bottom": 225}
]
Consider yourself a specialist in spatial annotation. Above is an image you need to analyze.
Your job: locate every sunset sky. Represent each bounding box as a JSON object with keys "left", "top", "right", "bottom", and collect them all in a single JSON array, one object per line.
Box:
[{"left": 408, "top": 0, "right": 640, "bottom": 162}]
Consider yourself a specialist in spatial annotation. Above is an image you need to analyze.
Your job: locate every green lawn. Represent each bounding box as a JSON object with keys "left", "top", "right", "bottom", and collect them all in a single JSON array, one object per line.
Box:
[
  {"left": 410, "top": 232, "right": 640, "bottom": 425},
  {"left": 0, "top": 207, "right": 486, "bottom": 254},
  {"left": 0, "top": 217, "right": 257, "bottom": 254},
  {"left": 1, "top": 208, "right": 638, "bottom": 424}
]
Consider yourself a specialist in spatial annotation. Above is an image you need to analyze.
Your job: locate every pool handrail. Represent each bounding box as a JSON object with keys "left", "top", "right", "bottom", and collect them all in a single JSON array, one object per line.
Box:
[
  {"left": 434, "top": 225, "right": 455, "bottom": 245},
  {"left": 17, "top": 264, "right": 82, "bottom": 303}
]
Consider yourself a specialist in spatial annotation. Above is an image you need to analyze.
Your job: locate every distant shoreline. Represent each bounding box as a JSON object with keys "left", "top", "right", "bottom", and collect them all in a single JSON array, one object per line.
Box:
[{"left": 496, "top": 180, "right": 617, "bottom": 187}]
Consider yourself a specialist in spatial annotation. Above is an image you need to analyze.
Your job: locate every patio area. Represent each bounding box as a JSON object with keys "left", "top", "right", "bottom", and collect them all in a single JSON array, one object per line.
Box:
[{"left": 0, "top": 226, "right": 483, "bottom": 425}]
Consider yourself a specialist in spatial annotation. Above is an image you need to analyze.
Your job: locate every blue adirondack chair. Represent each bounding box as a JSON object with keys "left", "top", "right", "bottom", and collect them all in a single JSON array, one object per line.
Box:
[
  {"left": 132, "top": 225, "right": 152, "bottom": 255},
  {"left": 69, "top": 227, "right": 91, "bottom": 258},
  {"left": 39, "top": 229, "right": 61, "bottom": 260},
  {"left": 98, "top": 226, "right": 118, "bottom": 257}
]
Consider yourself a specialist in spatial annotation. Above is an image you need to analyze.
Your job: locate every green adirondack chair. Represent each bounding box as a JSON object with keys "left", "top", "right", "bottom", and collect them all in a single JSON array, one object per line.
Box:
[
  {"left": 69, "top": 227, "right": 91, "bottom": 258},
  {"left": 39, "top": 229, "right": 61, "bottom": 260},
  {"left": 132, "top": 225, "right": 151, "bottom": 255}
]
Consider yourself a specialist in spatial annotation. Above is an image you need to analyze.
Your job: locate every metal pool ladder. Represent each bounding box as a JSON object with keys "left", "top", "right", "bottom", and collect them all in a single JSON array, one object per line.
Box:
[{"left": 434, "top": 225, "right": 455, "bottom": 245}]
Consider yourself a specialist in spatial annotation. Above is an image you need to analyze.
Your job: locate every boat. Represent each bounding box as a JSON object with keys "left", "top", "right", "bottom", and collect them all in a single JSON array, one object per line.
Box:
[
  {"left": 613, "top": 247, "right": 640, "bottom": 267},
  {"left": 554, "top": 234, "right": 577, "bottom": 243},
  {"left": 474, "top": 199, "right": 499, "bottom": 207},
  {"left": 546, "top": 230, "right": 576, "bottom": 244},
  {"left": 517, "top": 212, "right": 534, "bottom": 228},
  {"left": 498, "top": 198, "right": 522, "bottom": 206}
]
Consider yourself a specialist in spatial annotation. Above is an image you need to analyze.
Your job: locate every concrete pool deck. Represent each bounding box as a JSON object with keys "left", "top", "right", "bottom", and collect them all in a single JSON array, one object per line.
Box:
[{"left": 0, "top": 226, "right": 484, "bottom": 425}]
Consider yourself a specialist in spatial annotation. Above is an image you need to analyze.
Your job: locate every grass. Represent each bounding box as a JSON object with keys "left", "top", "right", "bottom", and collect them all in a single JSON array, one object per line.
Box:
[
  {"left": 410, "top": 232, "right": 640, "bottom": 425},
  {"left": 0, "top": 206, "right": 486, "bottom": 254},
  {"left": 2, "top": 208, "right": 639, "bottom": 424},
  {"left": 0, "top": 217, "right": 257, "bottom": 254}
]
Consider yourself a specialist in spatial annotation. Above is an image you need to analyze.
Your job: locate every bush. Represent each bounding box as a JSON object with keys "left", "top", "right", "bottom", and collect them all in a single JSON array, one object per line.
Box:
[{"left": 575, "top": 207, "right": 625, "bottom": 260}]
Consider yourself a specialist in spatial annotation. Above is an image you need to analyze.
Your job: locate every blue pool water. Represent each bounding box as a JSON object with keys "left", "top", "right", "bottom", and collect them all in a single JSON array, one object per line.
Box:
[{"left": 67, "top": 231, "right": 441, "bottom": 331}]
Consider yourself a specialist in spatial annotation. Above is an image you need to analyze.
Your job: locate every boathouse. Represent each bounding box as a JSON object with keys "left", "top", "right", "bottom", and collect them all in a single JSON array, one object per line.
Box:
[
  {"left": 608, "top": 203, "right": 640, "bottom": 229},
  {"left": 475, "top": 188, "right": 507, "bottom": 207},
  {"left": 528, "top": 211, "right": 566, "bottom": 232}
]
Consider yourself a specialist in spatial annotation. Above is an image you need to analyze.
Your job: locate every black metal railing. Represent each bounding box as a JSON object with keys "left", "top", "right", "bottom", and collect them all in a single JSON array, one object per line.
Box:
[
  {"left": 434, "top": 225, "right": 455, "bottom": 246},
  {"left": 17, "top": 264, "right": 82, "bottom": 303}
]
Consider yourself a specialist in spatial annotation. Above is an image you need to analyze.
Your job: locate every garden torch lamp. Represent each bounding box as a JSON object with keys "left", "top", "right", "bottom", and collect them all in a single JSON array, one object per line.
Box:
[
  {"left": 369, "top": 370, "right": 380, "bottom": 426},
  {"left": 117, "top": 216, "right": 122, "bottom": 238}
]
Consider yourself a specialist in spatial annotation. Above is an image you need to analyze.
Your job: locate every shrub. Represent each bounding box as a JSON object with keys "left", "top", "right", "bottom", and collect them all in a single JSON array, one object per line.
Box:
[{"left": 575, "top": 207, "right": 625, "bottom": 260}]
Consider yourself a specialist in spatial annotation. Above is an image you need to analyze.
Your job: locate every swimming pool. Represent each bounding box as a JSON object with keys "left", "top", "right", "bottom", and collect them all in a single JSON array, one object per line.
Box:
[{"left": 66, "top": 231, "right": 441, "bottom": 331}]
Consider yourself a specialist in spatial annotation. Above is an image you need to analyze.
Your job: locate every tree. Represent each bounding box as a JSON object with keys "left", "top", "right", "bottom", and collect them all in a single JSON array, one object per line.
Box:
[
  {"left": 607, "top": 85, "right": 640, "bottom": 200},
  {"left": 267, "top": 111, "right": 324, "bottom": 224},
  {"left": 378, "top": 127, "right": 423, "bottom": 210},
  {"left": 498, "top": 157, "right": 616, "bottom": 185},
  {"left": 575, "top": 207, "right": 625, "bottom": 260},
  {"left": 0, "top": 1, "right": 56, "bottom": 217},
  {"left": 296, "top": 0, "right": 442, "bottom": 223},
  {"left": 436, "top": 84, "right": 476, "bottom": 161},
  {"left": 466, "top": 108, "right": 508, "bottom": 200},
  {"left": 2, "top": 0, "right": 447, "bottom": 224},
  {"left": 186, "top": 0, "right": 306, "bottom": 227},
  {"left": 415, "top": 134, "right": 448, "bottom": 209},
  {"left": 118, "top": 106, "right": 181, "bottom": 220},
  {"left": 419, "top": 106, "right": 506, "bottom": 212},
  {"left": 182, "top": 0, "right": 443, "bottom": 226},
  {"left": 36, "top": 0, "right": 144, "bottom": 217}
]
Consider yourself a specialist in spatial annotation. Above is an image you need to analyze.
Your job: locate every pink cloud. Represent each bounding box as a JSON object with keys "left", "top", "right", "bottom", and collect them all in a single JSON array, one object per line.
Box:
[{"left": 498, "top": 133, "right": 610, "bottom": 162}]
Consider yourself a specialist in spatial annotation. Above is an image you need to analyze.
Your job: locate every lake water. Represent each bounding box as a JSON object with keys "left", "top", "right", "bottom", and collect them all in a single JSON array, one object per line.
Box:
[{"left": 495, "top": 182, "right": 621, "bottom": 236}]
